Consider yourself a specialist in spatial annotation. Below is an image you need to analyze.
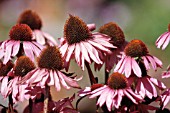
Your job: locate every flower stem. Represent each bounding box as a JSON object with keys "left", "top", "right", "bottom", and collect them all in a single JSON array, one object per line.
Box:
[
  {"left": 29, "top": 99, "right": 33, "bottom": 113},
  {"left": 105, "top": 70, "right": 109, "bottom": 84},
  {"left": 44, "top": 85, "right": 50, "bottom": 113},
  {"left": 85, "top": 61, "right": 96, "bottom": 85},
  {"left": 8, "top": 94, "right": 14, "bottom": 113}
]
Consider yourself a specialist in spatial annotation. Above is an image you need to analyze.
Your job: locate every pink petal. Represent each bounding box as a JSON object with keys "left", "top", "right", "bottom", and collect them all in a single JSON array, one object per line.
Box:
[
  {"left": 43, "top": 32, "right": 58, "bottom": 45},
  {"left": 53, "top": 71, "right": 61, "bottom": 91},
  {"left": 80, "top": 42, "right": 91, "bottom": 63},
  {"left": 83, "top": 42, "right": 102, "bottom": 64},
  {"left": 124, "top": 90, "right": 137, "bottom": 104},
  {"left": 162, "top": 96, "right": 170, "bottom": 109},
  {"left": 137, "top": 80, "right": 145, "bottom": 98},
  {"left": 106, "top": 89, "right": 114, "bottom": 111},
  {"left": 48, "top": 70, "right": 55, "bottom": 86},
  {"left": 74, "top": 44, "right": 81, "bottom": 65},
  {"left": 59, "top": 71, "right": 80, "bottom": 88},
  {"left": 87, "top": 23, "right": 96, "bottom": 31},
  {"left": 32, "top": 41, "right": 44, "bottom": 50},
  {"left": 150, "top": 77, "right": 166, "bottom": 89},
  {"left": 1, "top": 76, "right": 9, "bottom": 96},
  {"left": 124, "top": 57, "right": 132, "bottom": 78},
  {"left": 115, "top": 90, "right": 124, "bottom": 108},
  {"left": 34, "top": 30, "right": 46, "bottom": 45},
  {"left": 97, "top": 88, "right": 109, "bottom": 107},
  {"left": 153, "top": 56, "right": 162, "bottom": 67},
  {"left": 3, "top": 41, "right": 15, "bottom": 64},
  {"left": 59, "top": 42, "right": 68, "bottom": 57},
  {"left": 131, "top": 58, "right": 141, "bottom": 77},
  {"left": 57, "top": 71, "right": 70, "bottom": 89},
  {"left": 23, "top": 42, "right": 34, "bottom": 62},
  {"left": 146, "top": 56, "right": 157, "bottom": 70},
  {"left": 156, "top": 32, "right": 169, "bottom": 49},
  {"left": 66, "top": 44, "right": 75, "bottom": 62},
  {"left": 40, "top": 72, "right": 49, "bottom": 86},
  {"left": 162, "top": 34, "right": 170, "bottom": 50},
  {"left": 147, "top": 78, "right": 157, "bottom": 97},
  {"left": 88, "top": 40, "right": 110, "bottom": 52},
  {"left": 11, "top": 41, "right": 20, "bottom": 56},
  {"left": 142, "top": 56, "right": 150, "bottom": 70},
  {"left": 114, "top": 57, "right": 126, "bottom": 73}
]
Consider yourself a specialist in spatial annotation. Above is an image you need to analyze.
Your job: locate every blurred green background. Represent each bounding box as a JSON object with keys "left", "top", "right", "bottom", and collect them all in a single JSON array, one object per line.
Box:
[{"left": 0, "top": 0, "right": 170, "bottom": 112}]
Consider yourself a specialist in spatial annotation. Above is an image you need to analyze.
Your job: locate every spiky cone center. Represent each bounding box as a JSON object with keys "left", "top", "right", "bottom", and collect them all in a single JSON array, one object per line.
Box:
[
  {"left": 107, "top": 72, "right": 128, "bottom": 89},
  {"left": 37, "top": 46, "right": 64, "bottom": 70},
  {"left": 0, "top": 61, "right": 13, "bottom": 77},
  {"left": 124, "top": 39, "right": 149, "bottom": 57},
  {"left": 9, "top": 24, "right": 33, "bottom": 41},
  {"left": 14, "top": 56, "right": 35, "bottom": 77},
  {"left": 99, "top": 22, "right": 125, "bottom": 47},
  {"left": 64, "top": 15, "right": 93, "bottom": 45},
  {"left": 168, "top": 24, "right": 170, "bottom": 32},
  {"left": 17, "top": 10, "right": 42, "bottom": 30},
  {"left": 91, "top": 84, "right": 104, "bottom": 91}
]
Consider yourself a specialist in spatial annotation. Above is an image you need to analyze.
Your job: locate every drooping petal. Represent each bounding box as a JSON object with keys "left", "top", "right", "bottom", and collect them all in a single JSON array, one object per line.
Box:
[
  {"left": 53, "top": 71, "right": 61, "bottom": 91},
  {"left": 57, "top": 71, "right": 70, "bottom": 89},
  {"left": 23, "top": 42, "right": 34, "bottom": 62},
  {"left": 131, "top": 58, "right": 141, "bottom": 77},
  {"left": 34, "top": 30, "right": 46, "bottom": 45},
  {"left": 124, "top": 57, "right": 132, "bottom": 78}
]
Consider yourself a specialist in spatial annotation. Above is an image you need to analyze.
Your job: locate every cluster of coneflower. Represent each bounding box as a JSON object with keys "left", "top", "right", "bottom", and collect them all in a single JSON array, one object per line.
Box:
[{"left": 0, "top": 9, "right": 170, "bottom": 113}]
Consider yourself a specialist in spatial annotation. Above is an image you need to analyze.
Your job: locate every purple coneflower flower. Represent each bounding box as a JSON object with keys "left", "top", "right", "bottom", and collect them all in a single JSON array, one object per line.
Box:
[
  {"left": 59, "top": 15, "right": 116, "bottom": 70},
  {"left": 128, "top": 62, "right": 166, "bottom": 99},
  {"left": 17, "top": 10, "right": 57, "bottom": 46},
  {"left": 79, "top": 72, "right": 143, "bottom": 111},
  {"left": 156, "top": 24, "right": 170, "bottom": 50},
  {"left": 22, "top": 46, "right": 81, "bottom": 91},
  {"left": 94, "top": 22, "right": 127, "bottom": 72},
  {"left": 4, "top": 56, "right": 36, "bottom": 102},
  {"left": 114, "top": 39, "right": 162, "bottom": 78},
  {"left": 0, "top": 24, "right": 44, "bottom": 64}
]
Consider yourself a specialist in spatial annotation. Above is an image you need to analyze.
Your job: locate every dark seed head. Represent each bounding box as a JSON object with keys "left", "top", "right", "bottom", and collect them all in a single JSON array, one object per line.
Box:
[
  {"left": 9, "top": 24, "right": 33, "bottom": 41},
  {"left": 64, "top": 14, "right": 92, "bottom": 45},
  {"left": 107, "top": 72, "right": 128, "bottom": 89},
  {"left": 124, "top": 39, "right": 148, "bottom": 57},
  {"left": 99, "top": 22, "right": 125, "bottom": 47},
  {"left": 14, "top": 56, "right": 35, "bottom": 77},
  {"left": 17, "top": 10, "right": 42, "bottom": 30},
  {"left": 37, "top": 46, "right": 63, "bottom": 70},
  {"left": 0, "top": 61, "right": 14, "bottom": 77}
]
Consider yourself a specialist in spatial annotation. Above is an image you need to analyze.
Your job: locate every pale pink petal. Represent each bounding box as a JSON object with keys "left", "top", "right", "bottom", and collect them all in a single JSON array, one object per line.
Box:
[
  {"left": 114, "top": 57, "right": 126, "bottom": 73},
  {"left": 74, "top": 43, "right": 81, "bottom": 65},
  {"left": 30, "top": 43, "right": 42, "bottom": 57},
  {"left": 40, "top": 72, "right": 49, "bottom": 86},
  {"left": 57, "top": 71, "right": 70, "bottom": 89},
  {"left": 124, "top": 57, "right": 132, "bottom": 78},
  {"left": 156, "top": 32, "right": 169, "bottom": 49},
  {"left": 106, "top": 89, "right": 114, "bottom": 111},
  {"left": 43, "top": 32, "right": 57, "bottom": 45},
  {"left": 66, "top": 44, "right": 75, "bottom": 62},
  {"left": 143, "top": 79, "right": 153, "bottom": 99},
  {"left": 59, "top": 42, "right": 68, "bottom": 57},
  {"left": 124, "top": 90, "right": 138, "bottom": 104},
  {"left": 48, "top": 70, "right": 55, "bottom": 86},
  {"left": 90, "top": 85, "right": 108, "bottom": 94},
  {"left": 162, "top": 96, "right": 170, "bottom": 109},
  {"left": 23, "top": 42, "right": 34, "bottom": 61},
  {"left": 162, "top": 71, "right": 170, "bottom": 78},
  {"left": 142, "top": 56, "right": 150, "bottom": 70},
  {"left": 153, "top": 56, "right": 162, "bottom": 67},
  {"left": 127, "top": 88, "right": 143, "bottom": 101},
  {"left": 146, "top": 56, "right": 157, "bottom": 70},
  {"left": 83, "top": 42, "right": 102, "bottom": 64},
  {"left": 87, "top": 23, "right": 96, "bottom": 31},
  {"left": 59, "top": 71, "right": 80, "bottom": 88},
  {"left": 90, "top": 88, "right": 106, "bottom": 98},
  {"left": 137, "top": 80, "right": 145, "bottom": 98},
  {"left": 34, "top": 30, "right": 46, "bottom": 45},
  {"left": 1, "top": 76, "right": 9, "bottom": 96},
  {"left": 32, "top": 41, "right": 44, "bottom": 50},
  {"left": 11, "top": 41, "right": 20, "bottom": 56},
  {"left": 162, "top": 34, "right": 170, "bottom": 50},
  {"left": 115, "top": 90, "right": 124, "bottom": 108},
  {"left": 147, "top": 78, "right": 157, "bottom": 97},
  {"left": 80, "top": 42, "right": 91, "bottom": 63},
  {"left": 97, "top": 88, "right": 109, "bottom": 107},
  {"left": 150, "top": 77, "right": 166, "bottom": 89},
  {"left": 3, "top": 41, "right": 16, "bottom": 64},
  {"left": 81, "top": 55, "right": 85, "bottom": 70},
  {"left": 131, "top": 58, "right": 141, "bottom": 77},
  {"left": 27, "top": 69, "right": 44, "bottom": 83},
  {"left": 88, "top": 40, "right": 110, "bottom": 52},
  {"left": 53, "top": 71, "right": 61, "bottom": 91}
]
